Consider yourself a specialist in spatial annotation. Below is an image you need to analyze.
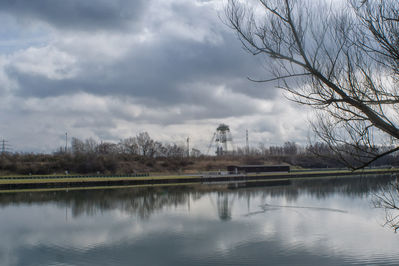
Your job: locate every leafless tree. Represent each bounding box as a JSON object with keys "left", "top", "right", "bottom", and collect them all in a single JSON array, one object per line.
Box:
[
  {"left": 84, "top": 138, "right": 98, "bottom": 154},
  {"left": 373, "top": 180, "right": 399, "bottom": 232},
  {"left": 191, "top": 148, "right": 202, "bottom": 158},
  {"left": 283, "top": 141, "right": 298, "bottom": 156},
  {"left": 97, "top": 142, "right": 118, "bottom": 155},
  {"left": 120, "top": 137, "right": 139, "bottom": 155},
  {"left": 269, "top": 145, "right": 284, "bottom": 156},
  {"left": 71, "top": 137, "right": 85, "bottom": 154},
  {"left": 225, "top": 0, "right": 399, "bottom": 168},
  {"left": 161, "top": 143, "right": 186, "bottom": 158},
  {"left": 136, "top": 132, "right": 157, "bottom": 157}
]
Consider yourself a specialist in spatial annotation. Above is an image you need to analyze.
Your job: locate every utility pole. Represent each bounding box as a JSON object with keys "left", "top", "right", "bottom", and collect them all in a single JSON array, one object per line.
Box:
[
  {"left": 65, "top": 132, "right": 68, "bottom": 153},
  {"left": 246, "top": 129, "right": 249, "bottom": 155},
  {"left": 187, "top": 137, "right": 190, "bottom": 157}
]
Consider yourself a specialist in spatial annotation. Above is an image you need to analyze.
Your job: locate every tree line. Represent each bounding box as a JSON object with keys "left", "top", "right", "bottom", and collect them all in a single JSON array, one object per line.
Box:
[
  {"left": 69, "top": 132, "right": 192, "bottom": 158},
  {"left": 0, "top": 132, "right": 194, "bottom": 175},
  {"left": 1, "top": 130, "right": 398, "bottom": 176}
]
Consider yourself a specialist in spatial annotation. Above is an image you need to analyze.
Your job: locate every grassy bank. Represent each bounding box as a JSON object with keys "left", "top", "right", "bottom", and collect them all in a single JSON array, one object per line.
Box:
[{"left": 0, "top": 167, "right": 397, "bottom": 194}]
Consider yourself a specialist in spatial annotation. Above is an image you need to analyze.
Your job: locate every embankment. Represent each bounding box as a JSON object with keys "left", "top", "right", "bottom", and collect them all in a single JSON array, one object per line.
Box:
[{"left": 0, "top": 168, "right": 397, "bottom": 193}]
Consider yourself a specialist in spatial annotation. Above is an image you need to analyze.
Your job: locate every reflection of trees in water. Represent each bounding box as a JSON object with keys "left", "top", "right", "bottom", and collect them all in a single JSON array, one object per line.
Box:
[
  {"left": 372, "top": 179, "right": 399, "bottom": 232},
  {"left": 231, "top": 175, "right": 395, "bottom": 204},
  {"left": 0, "top": 175, "right": 395, "bottom": 221},
  {"left": 66, "top": 188, "right": 192, "bottom": 219},
  {"left": 0, "top": 188, "right": 191, "bottom": 220}
]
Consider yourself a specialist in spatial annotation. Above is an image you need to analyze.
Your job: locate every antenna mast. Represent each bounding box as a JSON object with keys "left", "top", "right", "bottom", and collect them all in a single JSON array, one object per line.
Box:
[
  {"left": 246, "top": 129, "right": 249, "bottom": 155},
  {"left": 65, "top": 132, "right": 68, "bottom": 153},
  {"left": 187, "top": 137, "right": 190, "bottom": 157}
]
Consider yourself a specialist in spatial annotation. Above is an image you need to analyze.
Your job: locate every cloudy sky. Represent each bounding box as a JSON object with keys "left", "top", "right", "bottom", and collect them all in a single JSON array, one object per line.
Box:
[{"left": 0, "top": 0, "right": 310, "bottom": 153}]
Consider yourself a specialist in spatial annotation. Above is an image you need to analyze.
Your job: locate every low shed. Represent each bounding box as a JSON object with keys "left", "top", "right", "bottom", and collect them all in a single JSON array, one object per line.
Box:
[{"left": 227, "top": 165, "right": 290, "bottom": 174}]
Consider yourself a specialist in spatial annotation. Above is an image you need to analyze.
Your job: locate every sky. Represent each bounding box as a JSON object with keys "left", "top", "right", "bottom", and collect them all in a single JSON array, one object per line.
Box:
[{"left": 0, "top": 0, "right": 310, "bottom": 153}]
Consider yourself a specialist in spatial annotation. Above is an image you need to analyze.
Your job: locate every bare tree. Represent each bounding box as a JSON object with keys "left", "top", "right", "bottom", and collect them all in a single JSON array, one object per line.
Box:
[
  {"left": 120, "top": 137, "right": 139, "bottom": 155},
  {"left": 84, "top": 138, "right": 98, "bottom": 154},
  {"left": 283, "top": 141, "right": 298, "bottom": 156},
  {"left": 191, "top": 148, "right": 202, "bottom": 158},
  {"left": 162, "top": 143, "right": 186, "bottom": 158},
  {"left": 97, "top": 142, "right": 118, "bottom": 155},
  {"left": 136, "top": 132, "right": 156, "bottom": 157},
  {"left": 373, "top": 180, "right": 399, "bottom": 232},
  {"left": 71, "top": 137, "right": 98, "bottom": 154},
  {"left": 71, "top": 137, "right": 85, "bottom": 154},
  {"left": 225, "top": 0, "right": 399, "bottom": 168},
  {"left": 269, "top": 145, "right": 284, "bottom": 156}
]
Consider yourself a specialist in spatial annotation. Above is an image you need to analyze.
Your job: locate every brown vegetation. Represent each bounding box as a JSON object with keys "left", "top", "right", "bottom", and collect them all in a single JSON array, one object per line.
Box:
[{"left": 1, "top": 133, "right": 398, "bottom": 176}]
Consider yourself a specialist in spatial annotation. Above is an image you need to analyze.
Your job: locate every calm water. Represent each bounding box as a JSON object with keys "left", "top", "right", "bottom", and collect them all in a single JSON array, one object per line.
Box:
[{"left": 0, "top": 176, "right": 398, "bottom": 266}]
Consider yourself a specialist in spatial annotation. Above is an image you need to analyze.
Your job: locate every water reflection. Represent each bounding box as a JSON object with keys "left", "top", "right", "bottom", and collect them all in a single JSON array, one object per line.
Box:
[
  {"left": 0, "top": 175, "right": 394, "bottom": 221},
  {"left": 0, "top": 175, "right": 398, "bottom": 266},
  {"left": 211, "top": 192, "right": 235, "bottom": 221},
  {"left": 373, "top": 179, "right": 399, "bottom": 232},
  {"left": 246, "top": 203, "right": 348, "bottom": 217}
]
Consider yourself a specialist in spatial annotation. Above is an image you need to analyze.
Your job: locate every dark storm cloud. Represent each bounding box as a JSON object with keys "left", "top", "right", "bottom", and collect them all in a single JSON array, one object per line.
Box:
[
  {"left": 0, "top": 0, "right": 147, "bottom": 31},
  {"left": 3, "top": 0, "right": 277, "bottom": 106}
]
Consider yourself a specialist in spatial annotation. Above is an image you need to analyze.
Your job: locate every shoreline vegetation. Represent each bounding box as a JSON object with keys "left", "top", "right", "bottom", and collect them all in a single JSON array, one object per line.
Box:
[{"left": 1, "top": 134, "right": 399, "bottom": 177}]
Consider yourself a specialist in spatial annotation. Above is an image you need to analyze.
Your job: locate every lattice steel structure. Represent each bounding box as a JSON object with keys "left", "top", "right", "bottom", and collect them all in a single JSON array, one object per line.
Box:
[{"left": 207, "top": 124, "right": 235, "bottom": 155}]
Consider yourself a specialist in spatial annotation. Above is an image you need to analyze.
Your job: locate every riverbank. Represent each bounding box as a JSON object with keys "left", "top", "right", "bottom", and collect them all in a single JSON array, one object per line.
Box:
[{"left": 0, "top": 167, "right": 397, "bottom": 193}]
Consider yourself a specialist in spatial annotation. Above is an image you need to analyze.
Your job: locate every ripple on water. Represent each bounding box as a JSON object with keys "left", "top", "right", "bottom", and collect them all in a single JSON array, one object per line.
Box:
[
  {"left": 3, "top": 176, "right": 399, "bottom": 266},
  {"left": 340, "top": 253, "right": 399, "bottom": 266}
]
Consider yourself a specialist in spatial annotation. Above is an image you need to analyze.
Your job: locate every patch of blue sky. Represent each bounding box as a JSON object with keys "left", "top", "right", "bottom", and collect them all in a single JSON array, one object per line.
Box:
[{"left": 0, "top": 15, "right": 51, "bottom": 54}]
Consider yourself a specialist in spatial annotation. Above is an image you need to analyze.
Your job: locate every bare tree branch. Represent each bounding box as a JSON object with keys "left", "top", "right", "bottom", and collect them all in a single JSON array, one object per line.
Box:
[{"left": 225, "top": 0, "right": 399, "bottom": 168}]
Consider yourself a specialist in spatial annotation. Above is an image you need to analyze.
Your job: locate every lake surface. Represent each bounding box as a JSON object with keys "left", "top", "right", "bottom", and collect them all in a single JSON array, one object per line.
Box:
[{"left": 0, "top": 176, "right": 398, "bottom": 266}]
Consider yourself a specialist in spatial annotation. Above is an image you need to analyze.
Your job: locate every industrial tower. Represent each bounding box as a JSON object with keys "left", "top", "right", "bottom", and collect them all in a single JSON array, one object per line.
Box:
[{"left": 207, "top": 124, "right": 235, "bottom": 155}]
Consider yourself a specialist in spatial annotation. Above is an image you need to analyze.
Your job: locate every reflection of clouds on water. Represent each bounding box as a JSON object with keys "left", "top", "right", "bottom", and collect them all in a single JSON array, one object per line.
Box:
[
  {"left": 237, "top": 196, "right": 396, "bottom": 264},
  {"left": 0, "top": 175, "right": 393, "bottom": 219},
  {"left": 372, "top": 179, "right": 399, "bottom": 232},
  {"left": 0, "top": 176, "right": 399, "bottom": 265}
]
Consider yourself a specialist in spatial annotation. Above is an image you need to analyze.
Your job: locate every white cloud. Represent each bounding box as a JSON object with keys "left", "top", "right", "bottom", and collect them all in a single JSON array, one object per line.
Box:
[
  {"left": 0, "top": 0, "right": 312, "bottom": 153},
  {"left": 10, "top": 45, "right": 77, "bottom": 80}
]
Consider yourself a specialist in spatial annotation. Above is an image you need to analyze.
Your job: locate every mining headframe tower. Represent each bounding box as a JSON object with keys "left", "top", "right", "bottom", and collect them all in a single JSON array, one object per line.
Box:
[{"left": 207, "top": 124, "right": 235, "bottom": 155}]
